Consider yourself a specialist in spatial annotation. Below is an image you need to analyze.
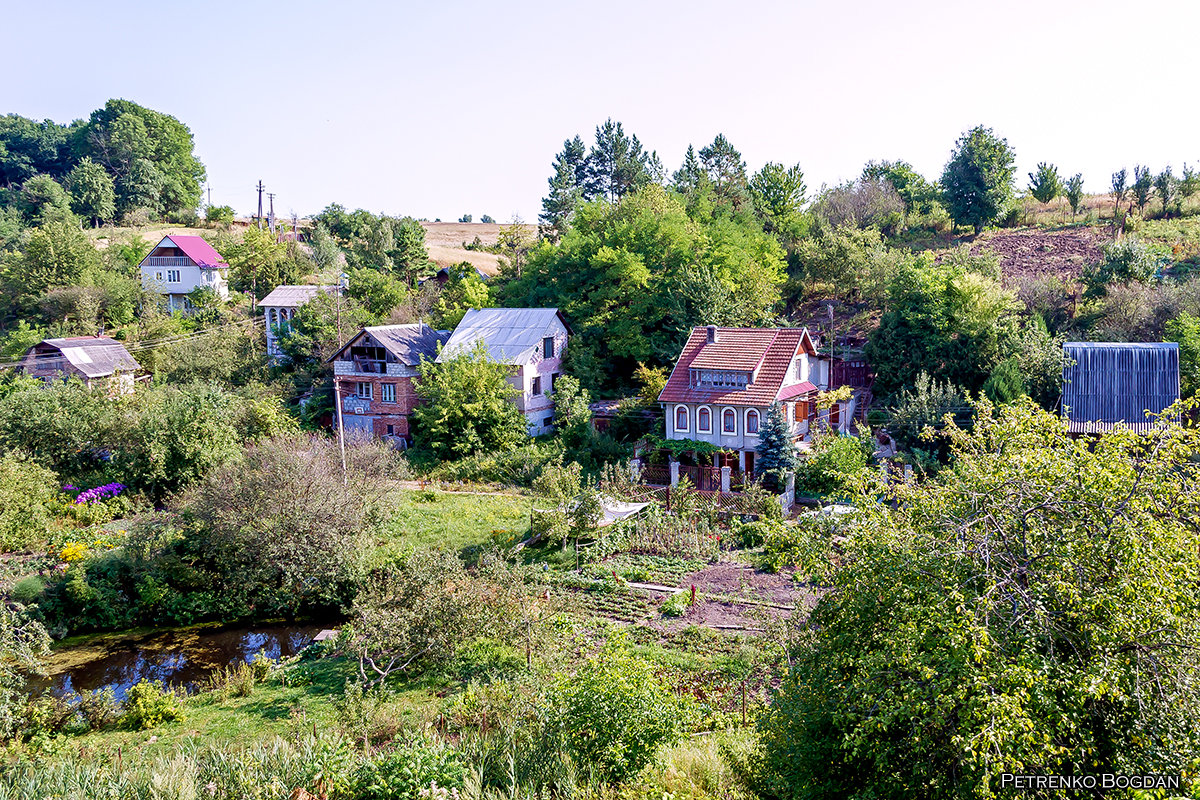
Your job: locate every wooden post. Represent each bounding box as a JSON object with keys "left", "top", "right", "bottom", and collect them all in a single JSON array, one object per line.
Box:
[
  {"left": 335, "top": 380, "right": 347, "bottom": 486},
  {"left": 742, "top": 680, "right": 747, "bottom": 726}
]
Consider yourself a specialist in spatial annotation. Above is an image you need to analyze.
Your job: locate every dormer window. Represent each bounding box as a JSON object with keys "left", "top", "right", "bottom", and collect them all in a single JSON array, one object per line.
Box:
[{"left": 691, "top": 369, "right": 749, "bottom": 388}]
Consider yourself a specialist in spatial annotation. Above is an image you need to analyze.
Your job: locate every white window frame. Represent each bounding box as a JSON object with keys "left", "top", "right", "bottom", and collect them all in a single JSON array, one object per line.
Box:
[
  {"left": 745, "top": 408, "right": 760, "bottom": 436},
  {"left": 381, "top": 382, "right": 396, "bottom": 403},
  {"left": 721, "top": 407, "right": 737, "bottom": 435},
  {"left": 674, "top": 405, "right": 689, "bottom": 433},
  {"left": 167, "top": 269, "right": 181, "bottom": 283},
  {"left": 154, "top": 271, "right": 164, "bottom": 282},
  {"left": 696, "top": 405, "right": 712, "bottom": 433},
  {"left": 356, "top": 382, "right": 373, "bottom": 400}
]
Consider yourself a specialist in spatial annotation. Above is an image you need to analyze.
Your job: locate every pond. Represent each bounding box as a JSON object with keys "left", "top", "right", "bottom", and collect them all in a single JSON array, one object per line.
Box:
[{"left": 30, "top": 622, "right": 327, "bottom": 700}]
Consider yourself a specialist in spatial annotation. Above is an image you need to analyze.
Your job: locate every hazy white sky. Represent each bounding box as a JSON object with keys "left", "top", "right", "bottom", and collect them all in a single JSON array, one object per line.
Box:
[{"left": 6, "top": 0, "right": 1199, "bottom": 221}]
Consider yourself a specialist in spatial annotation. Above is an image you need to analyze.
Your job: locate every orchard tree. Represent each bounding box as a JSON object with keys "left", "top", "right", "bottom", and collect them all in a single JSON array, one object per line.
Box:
[
  {"left": 1131, "top": 164, "right": 1153, "bottom": 214},
  {"left": 1064, "top": 173, "right": 1085, "bottom": 217},
  {"left": 1155, "top": 166, "right": 1175, "bottom": 216},
  {"left": 1179, "top": 163, "right": 1199, "bottom": 206},
  {"left": 1111, "top": 167, "right": 1129, "bottom": 220},
  {"left": 940, "top": 126, "right": 1016, "bottom": 233},
  {"left": 1027, "top": 161, "right": 1061, "bottom": 204},
  {"left": 65, "top": 157, "right": 116, "bottom": 226},
  {"left": 412, "top": 340, "right": 528, "bottom": 459},
  {"left": 759, "top": 399, "right": 1200, "bottom": 798}
]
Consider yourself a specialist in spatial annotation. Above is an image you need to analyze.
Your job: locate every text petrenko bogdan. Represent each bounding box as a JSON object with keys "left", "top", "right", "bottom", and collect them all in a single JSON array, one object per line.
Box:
[{"left": 1000, "top": 773, "right": 1181, "bottom": 792}]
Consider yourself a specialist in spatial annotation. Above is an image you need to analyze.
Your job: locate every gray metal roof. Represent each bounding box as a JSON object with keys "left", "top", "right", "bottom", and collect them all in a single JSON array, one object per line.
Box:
[
  {"left": 330, "top": 323, "right": 448, "bottom": 365},
  {"left": 26, "top": 337, "right": 141, "bottom": 379},
  {"left": 1062, "top": 342, "right": 1180, "bottom": 432},
  {"left": 259, "top": 285, "right": 339, "bottom": 307},
  {"left": 437, "top": 308, "right": 564, "bottom": 364}
]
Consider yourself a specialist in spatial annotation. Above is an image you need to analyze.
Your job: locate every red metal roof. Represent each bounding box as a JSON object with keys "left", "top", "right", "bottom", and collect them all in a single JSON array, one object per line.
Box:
[
  {"left": 658, "top": 327, "right": 820, "bottom": 406},
  {"left": 157, "top": 235, "right": 229, "bottom": 269}
]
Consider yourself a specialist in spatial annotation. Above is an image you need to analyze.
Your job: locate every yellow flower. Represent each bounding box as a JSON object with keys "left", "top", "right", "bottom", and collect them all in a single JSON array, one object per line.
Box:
[{"left": 59, "top": 542, "right": 89, "bottom": 562}]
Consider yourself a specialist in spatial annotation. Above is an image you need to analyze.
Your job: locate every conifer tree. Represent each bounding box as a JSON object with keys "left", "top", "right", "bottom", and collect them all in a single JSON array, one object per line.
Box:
[
  {"left": 756, "top": 400, "right": 798, "bottom": 487},
  {"left": 1064, "top": 173, "right": 1085, "bottom": 218},
  {"left": 585, "top": 119, "right": 650, "bottom": 203},
  {"left": 1027, "top": 162, "right": 1062, "bottom": 205}
]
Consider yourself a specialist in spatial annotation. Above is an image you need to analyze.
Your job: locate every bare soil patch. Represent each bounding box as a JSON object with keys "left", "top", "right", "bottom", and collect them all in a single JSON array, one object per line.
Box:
[
  {"left": 650, "top": 562, "right": 823, "bottom": 633},
  {"left": 973, "top": 227, "right": 1105, "bottom": 284}
]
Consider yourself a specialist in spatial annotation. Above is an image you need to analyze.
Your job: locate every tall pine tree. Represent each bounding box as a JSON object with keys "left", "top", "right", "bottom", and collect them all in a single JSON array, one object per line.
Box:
[
  {"left": 540, "top": 138, "right": 588, "bottom": 241},
  {"left": 699, "top": 134, "right": 749, "bottom": 211},
  {"left": 585, "top": 118, "right": 650, "bottom": 203}
]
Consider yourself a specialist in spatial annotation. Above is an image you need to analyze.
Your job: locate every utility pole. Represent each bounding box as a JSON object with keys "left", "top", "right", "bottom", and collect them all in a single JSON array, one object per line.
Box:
[
  {"left": 206, "top": 185, "right": 211, "bottom": 210},
  {"left": 267, "top": 192, "right": 277, "bottom": 236},
  {"left": 256, "top": 180, "right": 265, "bottom": 229},
  {"left": 335, "top": 275, "right": 348, "bottom": 485}
]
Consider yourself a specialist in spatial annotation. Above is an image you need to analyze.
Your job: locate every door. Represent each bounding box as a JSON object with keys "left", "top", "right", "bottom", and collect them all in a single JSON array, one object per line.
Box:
[
  {"left": 342, "top": 414, "right": 375, "bottom": 441},
  {"left": 744, "top": 451, "right": 755, "bottom": 478}
]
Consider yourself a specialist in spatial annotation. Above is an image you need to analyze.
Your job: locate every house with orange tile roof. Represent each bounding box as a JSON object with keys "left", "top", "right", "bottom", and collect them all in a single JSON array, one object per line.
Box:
[{"left": 657, "top": 325, "right": 861, "bottom": 478}]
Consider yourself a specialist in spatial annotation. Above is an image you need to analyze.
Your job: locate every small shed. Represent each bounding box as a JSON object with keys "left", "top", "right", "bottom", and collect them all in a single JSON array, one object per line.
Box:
[
  {"left": 1061, "top": 342, "right": 1180, "bottom": 433},
  {"left": 20, "top": 336, "right": 143, "bottom": 393}
]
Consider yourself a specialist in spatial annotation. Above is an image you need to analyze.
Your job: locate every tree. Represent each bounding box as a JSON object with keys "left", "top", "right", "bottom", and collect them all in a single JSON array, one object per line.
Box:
[
  {"left": 756, "top": 401, "right": 799, "bottom": 488},
  {"left": 432, "top": 262, "right": 489, "bottom": 330},
  {"left": 412, "top": 340, "right": 528, "bottom": 459},
  {"left": 1027, "top": 161, "right": 1061, "bottom": 204},
  {"left": 551, "top": 374, "right": 592, "bottom": 453},
  {"left": 1131, "top": 164, "right": 1154, "bottom": 214},
  {"left": 759, "top": 400, "right": 1200, "bottom": 798},
  {"left": 980, "top": 356, "right": 1026, "bottom": 404},
  {"left": 496, "top": 216, "right": 534, "bottom": 277},
  {"left": 585, "top": 119, "right": 651, "bottom": 203},
  {"left": 0, "top": 114, "right": 77, "bottom": 187},
  {"left": 391, "top": 217, "right": 430, "bottom": 287},
  {"left": 698, "top": 133, "right": 749, "bottom": 211},
  {"left": 0, "top": 604, "right": 50, "bottom": 740},
  {"left": 1179, "top": 163, "right": 1199, "bottom": 206},
  {"left": 480, "top": 214, "right": 495, "bottom": 224},
  {"left": 1111, "top": 168, "right": 1129, "bottom": 220},
  {"left": 17, "top": 174, "right": 74, "bottom": 226},
  {"left": 940, "top": 126, "right": 1016, "bottom": 233},
  {"left": 811, "top": 178, "right": 905, "bottom": 234},
  {"left": 0, "top": 450, "right": 58, "bottom": 552},
  {"left": 671, "top": 144, "right": 708, "bottom": 197},
  {"left": 0, "top": 220, "right": 100, "bottom": 308},
  {"left": 1154, "top": 166, "right": 1175, "bottom": 216},
  {"left": 1165, "top": 312, "right": 1200, "bottom": 399},
  {"left": 749, "top": 162, "right": 807, "bottom": 235},
  {"left": 540, "top": 140, "right": 587, "bottom": 241},
  {"left": 346, "top": 267, "right": 407, "bottom": 319},
  {"left": 861, "top": 160, "right": 942, "bottom": 215},
  {"left": 307, "top": 222, "right": 341, "bottom": 272},
  {"left": 458, "top": 214, "right": 472, "bottom": 223},
  {"left": 226, "top": 226, "right": 293, "bottom": 298},
  {"left": 204, "top": 204, "right": 234, "bottom": 226},
  {"left": 65, "top": 157, "right": 116, "bottom": 227},
  {"left": 1082, "top": 235, "right": 1165, "bottom": 298},
  {"left": 1064, "top": 173, "right": 1084, "bottom": 217},
  {"left": 278, "top": 291, "right": 373, "bottom": 366}
]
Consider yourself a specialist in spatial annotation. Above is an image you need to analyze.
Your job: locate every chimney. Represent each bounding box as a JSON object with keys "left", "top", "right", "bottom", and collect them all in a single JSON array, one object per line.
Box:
[{"left": 706, "top": 325, "right": 718, "bottom": 344}]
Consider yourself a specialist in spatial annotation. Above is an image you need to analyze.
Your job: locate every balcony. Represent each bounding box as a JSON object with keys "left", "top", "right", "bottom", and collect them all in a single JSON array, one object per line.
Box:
[{"left": 143, "top": 256, "right": 193, "bottom": 267}]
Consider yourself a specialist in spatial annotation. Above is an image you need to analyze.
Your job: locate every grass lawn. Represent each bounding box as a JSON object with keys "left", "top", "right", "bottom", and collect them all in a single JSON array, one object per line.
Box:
[{"left": 375, "top": 488, "right": 532, "bottom": 562}]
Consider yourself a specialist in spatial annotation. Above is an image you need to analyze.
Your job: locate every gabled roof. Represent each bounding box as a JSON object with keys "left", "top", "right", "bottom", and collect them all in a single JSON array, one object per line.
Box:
[
  {"left": 1062, "top": 341, "right": 1180, "bottom": 433},
  {"left": 260, "top": 285, "right": 339, "bottom": 307},
  {"left": 328, "top": 323, "right": 449, "bottom": 366},
  {"left": 436, "top": 308, "right": 569, "bottom": 364},
  {"left": 658, "top": 327, "right": 820, "bottom": 407},
  {"left": 142, "top": 235, "right": 229, "bottom": 270},
  {"left": 25, "top": 337, "right": 141, "bottom": 379}
]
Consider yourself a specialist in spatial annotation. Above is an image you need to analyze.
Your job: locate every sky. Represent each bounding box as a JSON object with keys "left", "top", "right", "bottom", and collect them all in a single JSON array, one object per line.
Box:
[{"left": 6, "top": 0, "right": 1199, "bottom": 222}]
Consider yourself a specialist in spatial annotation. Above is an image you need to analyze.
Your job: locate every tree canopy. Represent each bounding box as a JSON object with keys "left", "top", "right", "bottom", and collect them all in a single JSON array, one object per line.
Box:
[{"left": 941, "top": 126, "right": 1016, "bottom": 233}]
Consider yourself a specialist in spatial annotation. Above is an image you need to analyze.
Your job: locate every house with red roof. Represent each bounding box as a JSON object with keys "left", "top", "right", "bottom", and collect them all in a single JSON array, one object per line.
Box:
[
  {"left": 138, "top": 235, "right": 230, "bottom": 312},
  {"left": 657, "top": 325, "right": 861, "bottom": 478}
]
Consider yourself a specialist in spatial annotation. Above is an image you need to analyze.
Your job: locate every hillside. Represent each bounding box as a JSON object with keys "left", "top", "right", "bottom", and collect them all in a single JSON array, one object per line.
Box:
[{"left": 421, "top": 221, "right": 536, "bottom": 277}]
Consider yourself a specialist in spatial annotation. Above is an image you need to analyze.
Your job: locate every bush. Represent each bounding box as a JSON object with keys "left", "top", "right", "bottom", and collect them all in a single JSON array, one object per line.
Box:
[
  {"left": 10, "top": 576, "right": 45, "bottom": 604},
  {"left": 120, "top": 207, "right": 154, "bottom": 227},
  {"left": 168, "top": 208, "right": 201, "bottom": 227},
  {"left": 0, "top": 451, "right": 58, "bottom": 552},
  {"left": 121, "top": 680, "right": 184, "bottom": 730},
  {"left": 355, "top": 738, "right": 466, "bottom": 799},
  {"left": 797, "top": 434, "right": 871, "bottom": 499},
  {"left": 205, "top": 204, "right": 235, "bottom": 225},
  {"left": 549, "top": 640, "right": 692, "bottom": 783},
  {"left": 660, "top": 591, "right": 691, "bottom": 618}
]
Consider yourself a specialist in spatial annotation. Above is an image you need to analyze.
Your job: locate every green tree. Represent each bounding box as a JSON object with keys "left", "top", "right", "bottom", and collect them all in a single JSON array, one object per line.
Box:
[
  {"left": 671, "top": 144, "right": 708, "bottom": 197},
  {"left": 1111, "top": 167, "right": 1129, "bottom": 220},
  {"left": 65, "top": 157, "right": 116, "bottom": 226},
  {"left": 940, "top": 126, "right": 1016, "bottom": 233},
  {"left": 0, "top": 450, "right": 59, "bottom": 552},
  {"left": 1154, "top": 166, "right": 1175, "bottom": 216},
  {"left": 391, "top": 217, "right": 430, "bottom": 287},
  {"left": 1179, "top": 163, "right": 1199, "bottom": 206},
  {"left": 0, "top": 604, "right": 50, "bottom": 740},
  {"left": 18, "top": 174, "right": 74, "bottom": 226},
  {"left": 226, "top": 226, "right": 293, "bottom": 299},
  {"left": 1165, "top": 311, "right": 1200, "bottom": 399},
  {"left": 80, "top": 98, "right": 206, "bottom": 216},
  {"left": 584, "top": 119, "right": 650, "bottom": 203},
  {"left": 0, "top": 114, "right": 77, "bottom": 187},
  {"left": 980, "top": 356, "right": 1026, "bottom": 404},
  {"left": 539, "top": 137, "right": 588, "bottom": 241},
  {"left": 278, "top": 291, "right": 373, "bottom": 366},
  {"left": 1082, "top": 235, "right": 1165, "bottom": 298},
  {"left": 346, "top": 267, "right": 407, "bottom": 319},
  {"left": 307, "top": 222, "right": 341, "bottom": 272},
  {"left": 797, "top": 433, "right": 871, "bottom": 499},
  {"left": 699, "top": 133, "right": 749, "bottom": 211},
  {"left": 1027, "top": 161, "right": 1061, "bottom": 204},
  {"left": 861, "top": 160, "right": 942, "bottom": 215},
  {"left": 551, "top": 374, "right": 592, "bottom": 453},
  {"left": 432, "top": 262, "right": 490, "bottom": 329},
  {"left": 760, "top": 399, "right": 1200, "bottom": 798},
  {"left": 1064, "top": 172, "right": 1085, "bottom": 217},
  {"left": 412, "top": 340, "right": 528, "bottom": 459},
  {"left": 0, "top": 221, "right": 100, "bottom": 312},
  {"left": 1131, "top": 164, "right": 1154, "bottom": 214},
  {"left": 756, "top": 400, "right": 799, "bottom": 489},
  {"left": 204, "top": 204, "right": 234, "bottom": 226},
  {"left": 749, "top": 162, "right": 807, "bottom": 236}
]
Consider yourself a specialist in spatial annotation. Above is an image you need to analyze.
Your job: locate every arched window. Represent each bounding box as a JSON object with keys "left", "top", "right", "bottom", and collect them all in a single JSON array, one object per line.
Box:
[
  {"left": 722, "top": 408, "right": 736, "bottom": 434},
  {"left": 697, "top": 406, "right": 711, "bottom": 433},
  {"left": 746, "top": 409, "right": 760, "bottom": 434},
  {"left": 675, "top": 405, "right": 689, "bottom": 433}
]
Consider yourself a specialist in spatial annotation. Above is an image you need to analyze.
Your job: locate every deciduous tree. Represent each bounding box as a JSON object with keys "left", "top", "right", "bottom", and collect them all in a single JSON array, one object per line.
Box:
[
  {"left": 1064, "top": 172, "right": 1084, "bottom": 217},
  {"left": 65, "top": 157, "right": 116, "bottom": 227},
  {"left": 940, "top": 126, "right": 1016, "bottom": 233},
  {"left": 1027, "top": 161, "right": 1062, "bottom": 204}
]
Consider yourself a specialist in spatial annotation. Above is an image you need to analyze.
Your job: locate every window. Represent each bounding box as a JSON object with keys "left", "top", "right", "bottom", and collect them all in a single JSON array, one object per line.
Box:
[
  {"left": 381, "top": 383, "right": 396, "bottom": 403},
  {"left": 722, "top": 408, "right": 736, "bottom": 434},
  {"left": 697, "top": 406, "right": 711, "bottom": 433},
  {"left": 551, "top": 372, "right": 560, "bottom": 392},
  {"left": 675, "top": 406, "right": 689, "bottom": 432},
  {"left": 691, "top": 369, "right": 749, "bottom": 388},
  {"left": 356, "top": 382, "right": 373, "bottom": 399},
  {"left": 386, "top": 424, "right": 394, "bottom": 435},
  {"left": 167, "top": 269, "right": 181, "bottom": 282},
  {"left": 532, "top": 376, "right": 542, "bottom": 396},
  {"left": 544, "top": 415, "right": 555, "bottom": 427},
  {"left": 746, "top": 409, "right": 760, "bottom": 434},
  {"left": 154, "top": 271, "right": 163, "bottom": 281},
  {"left": 543, "top": 337, "right": 555, "bottom": 359}
]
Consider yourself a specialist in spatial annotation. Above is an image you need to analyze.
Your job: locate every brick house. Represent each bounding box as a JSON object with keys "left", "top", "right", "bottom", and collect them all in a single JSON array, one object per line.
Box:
[
  {"left": 657, "top": 325, "right": 861, "bottom": 478},
  {"left": 436, "top": 308, "right": 570, "bottom": 436},
  {"left": 329, "top": 323, "right": 449, "bottom": 443}
]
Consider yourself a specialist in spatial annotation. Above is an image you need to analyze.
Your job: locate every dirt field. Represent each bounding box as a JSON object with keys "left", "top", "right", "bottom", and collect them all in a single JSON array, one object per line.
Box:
[
  {"left": 974, "top": 226, "right": 1106, "bottom": 284},
  {"left": 645, "top": 562, "right": 822, "bottom": 633},
  {"left": 421, "top": 221, "right": 536, "bottom": 278}
]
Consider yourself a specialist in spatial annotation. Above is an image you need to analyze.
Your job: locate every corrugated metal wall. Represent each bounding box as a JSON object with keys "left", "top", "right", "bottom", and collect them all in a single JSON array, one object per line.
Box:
[{"left": 1062, "top": 343, "right": 1180, "bottom": 425}]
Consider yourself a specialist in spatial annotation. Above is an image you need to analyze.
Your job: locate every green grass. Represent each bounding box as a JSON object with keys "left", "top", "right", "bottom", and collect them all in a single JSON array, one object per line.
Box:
[{"left": 375, "top": 488, "right": 532, "bottom": 563}]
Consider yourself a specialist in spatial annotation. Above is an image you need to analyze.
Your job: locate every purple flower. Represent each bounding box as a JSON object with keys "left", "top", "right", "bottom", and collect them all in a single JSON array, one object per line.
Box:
[
  {"left": 72, "top": 482, "right": 126, "bottom": 505},
  {"left": 62, "top": 484, "right": 79, "bottom": 492}
]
